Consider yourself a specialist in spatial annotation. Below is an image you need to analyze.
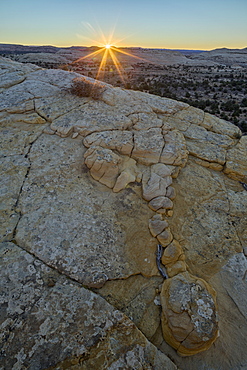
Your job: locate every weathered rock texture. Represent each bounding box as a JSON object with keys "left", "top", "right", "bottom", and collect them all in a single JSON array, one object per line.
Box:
[{"left": 0, "top": 56, "right": 246, "bottom": 369}]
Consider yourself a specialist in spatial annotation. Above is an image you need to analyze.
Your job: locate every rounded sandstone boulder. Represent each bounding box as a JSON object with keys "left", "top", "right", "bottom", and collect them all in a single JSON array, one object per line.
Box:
[{"left": 160, "top": 271, "right": 219, "bottom": 356}]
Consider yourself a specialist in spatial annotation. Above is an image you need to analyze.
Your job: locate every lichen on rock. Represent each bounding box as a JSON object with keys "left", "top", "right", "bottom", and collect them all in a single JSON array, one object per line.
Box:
[
  {"left": 1, "top": 56, "right": 246, "bottom": 368},
  {"left": 160, "top": 272, "right": 219, "bottom": 356}
]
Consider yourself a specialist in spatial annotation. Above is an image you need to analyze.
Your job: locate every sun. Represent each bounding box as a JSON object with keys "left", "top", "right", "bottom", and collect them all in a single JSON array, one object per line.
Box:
[{"left": 72, "top": 26, "right": 145, "bottom": 84}]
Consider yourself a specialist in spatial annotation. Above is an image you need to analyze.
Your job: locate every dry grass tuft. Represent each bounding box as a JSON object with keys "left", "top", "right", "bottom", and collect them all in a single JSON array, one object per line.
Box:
[{"left": 70, "top": 77, "right": 106, "bottom": 100}]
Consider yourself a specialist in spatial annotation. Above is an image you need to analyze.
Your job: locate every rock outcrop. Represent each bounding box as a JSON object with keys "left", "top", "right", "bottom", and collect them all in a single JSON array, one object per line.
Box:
[{"left": 0, "top": 56, "right": 246, "bottom": 369}]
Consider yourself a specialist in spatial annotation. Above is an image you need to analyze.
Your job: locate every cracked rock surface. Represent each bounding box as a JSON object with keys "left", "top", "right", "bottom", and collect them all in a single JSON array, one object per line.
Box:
[
  {"left": 0, "top": 242, "right": 176, "bottom": 370},
  {"left": 0, "top": 56, "right": 247, "bottom": 369}
]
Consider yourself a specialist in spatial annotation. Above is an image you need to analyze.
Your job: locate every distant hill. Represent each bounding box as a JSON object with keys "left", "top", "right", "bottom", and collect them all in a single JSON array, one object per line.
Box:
[
  {"left": 0, "top": 44, "right": 92, "bottom": 55},
  {"left": 0, "top": 43, "right": 60, "bottom": 54},
  {"left": 0, "top": 43, "right": 205, "bottom": 55},
  {"left": 0, "top": 43, "right": 211, "bottom": 66},
  {"left": 172, "top": 49, "right": 207, "bottom": 55},
  {"left": 1, "top": 43, "right": 246, "bottom": 67},
  {"left": 189, "top": 47, "right": 247, "bottom": 66}
]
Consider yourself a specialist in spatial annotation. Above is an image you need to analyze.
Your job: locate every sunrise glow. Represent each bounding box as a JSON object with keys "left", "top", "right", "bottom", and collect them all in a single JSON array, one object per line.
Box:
[{"left": 71, "top": 29, "right": 145, "bottom": 84}]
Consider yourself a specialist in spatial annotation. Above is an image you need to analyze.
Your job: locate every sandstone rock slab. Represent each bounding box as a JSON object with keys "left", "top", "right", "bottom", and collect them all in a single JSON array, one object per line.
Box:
[
  {"left": 142, "top": 173, "right": 173, "bottom": 201},
  {"left": 132, "top": 128, "right": 164, "bottom": 165},
  {"left": 160, "top": 130, "right": 188, "bottom": 166},
  {"left": 224, "top": 136, "right": 247, "bottom": 180},
  {"left": 0, "top": 155, "right": 29, "bottom": 242},
  {"left": 169, "top": 159, "right": 243, "bottom": 279},
  {"left": 83, "top": 130, "right": 134, "bottom": 156},
  {"left": 51, "top": 102, "right": 132, "bottom": 137},
  {"left": 0, "top": 242, "right": 176, "bottom": 370},
  {"left": 1, "top": 57, "right": 247, "bottom": 368},
  {"left": 14, "top": 134, "right": 159, "bottom": 287}
]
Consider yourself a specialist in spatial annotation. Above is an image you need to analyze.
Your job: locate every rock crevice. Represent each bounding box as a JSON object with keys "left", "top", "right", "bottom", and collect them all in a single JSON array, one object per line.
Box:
[{"left": 1, "top": 57, "right": 246, "bottom": 368}]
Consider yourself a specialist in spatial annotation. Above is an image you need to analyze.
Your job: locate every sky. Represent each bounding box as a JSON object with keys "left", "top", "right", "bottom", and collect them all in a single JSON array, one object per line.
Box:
[{"left": 0, "top": 0, "right": 247, "bottom": 50}]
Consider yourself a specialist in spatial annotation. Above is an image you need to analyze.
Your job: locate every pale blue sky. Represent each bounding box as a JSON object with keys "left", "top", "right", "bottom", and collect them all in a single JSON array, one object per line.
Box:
[{"left": 1, "top": 0, "right": 246, "bottom": 49}]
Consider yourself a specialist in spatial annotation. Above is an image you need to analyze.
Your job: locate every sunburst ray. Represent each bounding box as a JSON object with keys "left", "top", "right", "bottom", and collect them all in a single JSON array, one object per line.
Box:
[
  {"left": 70, "top": 26, "right": 151, "bottom": 85},
  {"left": 109, "top": 48, "right": 125, "bottom": 83},
  {"left": 96, "top": 48, "right": 109, "bottom": 80},
  {"left": 72, "top": 48, "right": 104, "bottom": 65}
]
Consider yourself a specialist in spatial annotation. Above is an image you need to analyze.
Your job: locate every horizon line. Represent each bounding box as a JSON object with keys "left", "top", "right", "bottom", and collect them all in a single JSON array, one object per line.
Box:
[{"left": 1, "top": 42, "right": 247, "bottom": 52}]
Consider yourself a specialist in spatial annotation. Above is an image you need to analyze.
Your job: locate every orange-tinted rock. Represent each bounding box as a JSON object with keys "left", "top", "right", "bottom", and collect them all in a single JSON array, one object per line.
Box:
[{"left": 160, "top": 272, "right": 219, "bottom": 356}]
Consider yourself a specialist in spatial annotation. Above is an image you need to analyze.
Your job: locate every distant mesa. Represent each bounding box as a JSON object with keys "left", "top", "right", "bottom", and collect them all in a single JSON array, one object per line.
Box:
[{"left": 1, "top": 43, "right": 247, "bottom": 67}]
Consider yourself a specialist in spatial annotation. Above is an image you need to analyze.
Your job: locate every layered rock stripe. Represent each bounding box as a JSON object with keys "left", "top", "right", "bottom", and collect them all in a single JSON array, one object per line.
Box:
[
  {"left": 80, "top": 83, "right": 220, "bottom": 356},
  {"left": 1, "top": 57, "right": 246, "bottom": 368}
]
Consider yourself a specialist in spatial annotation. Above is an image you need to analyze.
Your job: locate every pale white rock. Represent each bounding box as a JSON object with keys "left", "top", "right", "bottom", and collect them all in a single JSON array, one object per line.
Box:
[
  {"left": 101, "top": 87, "right": 117, "bottom": 106},
  {"left": 132, "top": 112, "right": 163, "bottom": 130},
  {"left": 175, "top": 106, "right": 205, "bottom": 126},
  {"left": 224, "top": 136, "right": 247, "bottom": 180},
  {"left": 14, "top": 79, "right": 61, "bottom": 98},
  {"left": 0, "top": 56, "right": 40, "bottom": 74},
  {"left": 26, "top": 68, "right": 81, "bottom": 89},
  {"left": 165, "top": 106, "right": 204, "bottom": 132},
  {"left": 43, "top": 126, "right": 55, "bottom": 135},
  {"left": 169, "top": 159, "right": 243, "bottom": 280},
  {"left": 186, "top": 140, "right": 226, "bottom": 165},
  {"left": 0, "top": 156, "right": 29, "bottom": 242},
  {"left": 162, "top": 117, "right": 190, "bottom": 132},
  {"left": 51, "top": 106, "right": 132, "bottom": 137},
  {"left": 0, "top": 71, "right": 26, "bottom": 89},
  {"left": 203, "top": 112, "right": 242, "bottom": 138},
  {"left": 0, "top": 242, "right": 176, "bottom": 370},
  {"left": 120, "top": 103, "right": 154, "bottom": 116},
  {"left": 113, "top": 157, "right": 139, "bottom": 192},
  {"left": 131, "top": 90, "right": 188, "bottom": 114},
  {"left": 132, "top": 128, "right": 164, "bottom": 165},
  {"left": 83, "top": 130, "right": 134, "bottom": 156},
  {"left": 1, "top": 57, "right": 247, "bottom": 368},
  {"left": 142, "top": 173, "right": 173, "bottom": 201},
  {"left": 0, "top": 121, "right": 45, "bottom": 157},
  {"left": 113, "top": 170, "right": 136, "bottom": 193},
  {"left": 193, "top": 157, "right": 224, "bottom": 171},
  {"left": 151, "top": 163, "right": 173, "bottom": 178},
  {"left": 84, "top": 146, "right": 122, "bottom": 188},
  {"left": 160, "top": 130, "right": 188, "bottom": 166},
  {"left": 0, "top": 112, "right": 46, "bottom": 125},
  {"left": 101, "top": 86, "right": 133, "bottom": 106},
  {"left": 34, "top": 93, "right": 85, "bottom": 122},
  {"left": 149, "top": 196, "right": 173, "bottom": 211},
  {"left": 0, "top": 85, "right": 34, "bottom": 113},
  {"left": 184, "top": 124, "right": 235, "bottom": 148},
  {"left": 166, "top": 165, "right": 181, "bottom": 179},
  {"left": 13, "top": 134, "right": 159, "bottom": 287},
  {"left": 0, "top": 77, "right": 61, "bottom": 114}
]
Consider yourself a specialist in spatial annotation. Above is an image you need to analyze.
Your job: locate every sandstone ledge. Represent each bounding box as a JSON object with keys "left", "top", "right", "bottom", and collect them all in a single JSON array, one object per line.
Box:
[{"left": 1, "top": 57, "right": 246, "bottom": 369}]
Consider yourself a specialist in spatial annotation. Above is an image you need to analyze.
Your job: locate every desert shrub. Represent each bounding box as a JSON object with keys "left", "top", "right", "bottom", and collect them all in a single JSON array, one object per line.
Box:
[{"left": 70, "top": 77, "right": 106, "bottom": 100}]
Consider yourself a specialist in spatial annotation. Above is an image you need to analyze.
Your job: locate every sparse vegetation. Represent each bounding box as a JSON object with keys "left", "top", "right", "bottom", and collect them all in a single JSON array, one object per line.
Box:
[
  {"left": 69, "top": 77, "right": 106, "bottom": 100},
  {"left": 4, "top": 48, "right": 246, "bottom": 132},
  {"left": 117, "top": 64, "right": 247, "bottom": 133}
]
